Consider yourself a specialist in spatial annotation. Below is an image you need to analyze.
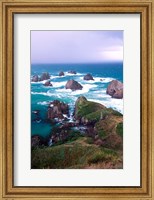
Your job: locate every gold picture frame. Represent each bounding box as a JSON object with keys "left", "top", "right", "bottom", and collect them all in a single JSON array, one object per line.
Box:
[{"left": 0, "top": 0, "right": 153, "bottom": 199}]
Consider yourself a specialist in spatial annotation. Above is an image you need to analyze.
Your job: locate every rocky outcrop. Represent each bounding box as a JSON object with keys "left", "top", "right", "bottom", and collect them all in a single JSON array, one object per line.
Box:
[
  {"left": 44, "top": 80, "right": 53, "bottom": 87},
  {"left": 40, "top": 72, "right": 50, "bottom": 81},
  {"left": 59, "top": 71, "right": 64, "bottom": 76},
  {"left": 31, "top": 75, "right": 40, "bottom": 82},
  {"left": 74, "top": 96, "right": 106, "bottom": 122},
  {"left": 65, "top": 80, "right": 83, "bottom": 91},
  {"left": 83, "top": 73, "right": 94, "bottom": 81},
  {"left": 73, "top": 96, "right": 123, "bottom": 148},
  {"left": 106, "top": 80, "right": 123, "bottom": 99},
  {"left": 68, "top": 70, "right": 76, "bottom": 74},
  {"left": 47, "top": 100, "right": 69, "bottom": 120}
]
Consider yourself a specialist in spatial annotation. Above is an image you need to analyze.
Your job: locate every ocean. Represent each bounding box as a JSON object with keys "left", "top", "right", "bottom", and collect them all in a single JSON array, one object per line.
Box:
[{"left": 31, "top": 63, "right": 123, "bottom": 138}]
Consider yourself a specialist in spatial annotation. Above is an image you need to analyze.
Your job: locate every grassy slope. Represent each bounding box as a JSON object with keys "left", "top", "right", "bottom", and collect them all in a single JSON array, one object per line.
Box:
[{"left": 31, "top": 137, "right": 122, "bottom": 169}]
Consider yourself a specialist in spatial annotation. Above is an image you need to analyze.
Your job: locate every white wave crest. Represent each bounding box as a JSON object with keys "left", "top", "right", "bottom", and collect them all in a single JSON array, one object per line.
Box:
[
  {"left": 56, "top": 83, "right": 97, "bottom": 96},
  {"left": 37, "top": 101, "right": 49, "bottom": 105},
  {"left": 52, "top": 81, "right": 66, "bottom": 88},
  {"left": 78, "top": 76, "right": 114, "bottom": 84}
]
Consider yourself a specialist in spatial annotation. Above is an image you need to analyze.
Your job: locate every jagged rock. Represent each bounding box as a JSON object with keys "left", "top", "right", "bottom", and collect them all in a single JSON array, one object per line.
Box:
[
  {"left": 106, "top": 80, "right": 123, "bottom": 99},
  {"left": 40, "top": 72, "right": 50, "bottom": 81},
  {"left": 68, "top": 70, "right": 77, "bottom": 74},
  {"left": 59, "top": 71, "right": 64, "bottom": 76},
  {"left": 83, "top": 73, "right": 94, "bottom": 81},
  {"left": 44, "top": 80, "right": 53, "bottom": 87},
  {"left": 47, "top": 100, "right": 69, "bottom": 120},
  {"left": 65, "top": 80, "right": 83, "bottom": 91}
]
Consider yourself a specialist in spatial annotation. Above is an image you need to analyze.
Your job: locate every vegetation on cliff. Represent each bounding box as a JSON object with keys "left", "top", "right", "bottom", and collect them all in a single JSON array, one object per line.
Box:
[{"left": 31, "top": 96, "right": 123, "bottom": 169}]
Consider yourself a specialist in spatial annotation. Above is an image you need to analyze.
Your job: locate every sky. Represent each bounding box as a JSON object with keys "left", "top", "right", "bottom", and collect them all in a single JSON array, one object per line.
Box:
[{"left": 31, "top": 31, "right": 123, "bottom": 64}]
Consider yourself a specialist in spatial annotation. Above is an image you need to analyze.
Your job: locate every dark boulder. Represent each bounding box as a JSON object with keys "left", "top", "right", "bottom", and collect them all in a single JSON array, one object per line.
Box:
[
  {"left": 65, "top": 80, "right": 83, "bottom": 91},
  {"left": 59, "top": 71, "right": 64, "bottom": 76},
  {"left": 106, "top": 80, "right": 123, "bottom": 99},
  {"left": 43, "top": 80, "right": 53, "bottom": 87},
  {"left": 47, "top": 100, "right": 69, "bottom": 120},
  {"left": 40, "top": 72, "right": 50, "bottom": 81},
  {"left": 83, "top": 73, "right": 94, "bottom": 81}
]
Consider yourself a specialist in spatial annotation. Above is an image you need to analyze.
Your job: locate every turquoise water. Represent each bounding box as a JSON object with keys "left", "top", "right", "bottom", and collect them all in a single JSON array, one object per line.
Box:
[{"left": 31, "top": 63, "right": 123, "bottom": 138}]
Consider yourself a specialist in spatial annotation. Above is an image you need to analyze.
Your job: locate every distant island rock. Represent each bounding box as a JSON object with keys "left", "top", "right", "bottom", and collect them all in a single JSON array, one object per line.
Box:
[
  {"left": 106, "top": 80, "right": 123, "bottom": 99},
  {"left": 59, "top": 71, "right": 64, "bottom": 76},
  {"left": 43, "top": 80, "right": 53, "bottom": 87},
  {"left": 83, "top": 73, "right": 94, "bottom": 81},
  {"left": 31, "top": 75, "right": 40, "bottom": 82},
  {"left": 68, "top": 70, "right": 77, "bottom": 74},
  {"left": 65, "top": 80, "right": 83, "bottom": 91},
  {"left": 40, "top": 72, "right": 50, "bottom": 81}
]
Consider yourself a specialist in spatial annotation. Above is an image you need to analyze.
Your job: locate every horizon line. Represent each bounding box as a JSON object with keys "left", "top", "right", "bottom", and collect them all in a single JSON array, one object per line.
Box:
[{"left": 31, "top": 61, "right": 123, "bottom": 65}]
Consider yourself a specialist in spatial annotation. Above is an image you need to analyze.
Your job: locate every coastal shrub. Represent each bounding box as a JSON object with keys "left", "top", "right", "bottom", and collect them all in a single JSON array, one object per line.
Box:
[
  {"left": 116, "top": 122, "right": 123, "bottom": 137},
  {"left": 66, "top": 130, "right": 83, "bottom": 142}
]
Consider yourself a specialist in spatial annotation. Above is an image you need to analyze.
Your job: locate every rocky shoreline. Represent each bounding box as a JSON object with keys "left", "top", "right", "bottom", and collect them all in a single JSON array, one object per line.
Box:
[
  {"left": 31, "top": 71, "right": 123, "bottom": 169},
  {"left": 32, "top": 96, "right": 123, "bottom": 149}
]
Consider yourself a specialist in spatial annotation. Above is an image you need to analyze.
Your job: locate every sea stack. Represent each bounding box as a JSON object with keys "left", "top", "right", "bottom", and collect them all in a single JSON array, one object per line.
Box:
[
  {"left": 83, "top": 73, "right": 94, "bottom": 81},
  {"left": 31, "top": 75, "right": 40, "bottom": 82},
  {"left": 40, "top": 72, "right": 50, "bottom": 81},
  {"left": 43, "top": 80, "right": 53, "bottom": 87},
  {"left": 59, "top": 71, "right": 64, "bottom": 76},
  {"left": 106, "top": 80, "right": 123, "bottom": 99},
  {"left": 65, "top": 80, "right": 83, "bottom": 91}
]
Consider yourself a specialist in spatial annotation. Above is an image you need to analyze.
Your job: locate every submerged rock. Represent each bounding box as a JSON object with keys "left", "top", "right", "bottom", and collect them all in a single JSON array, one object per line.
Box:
[
  {"left": 40, "top": 72, "right": 50, "bottom": 81},
  {"left": 65, "top": 80, "right": 83, "bottom": 91},
  {"left": 59, "top": 71, "right": 64, "bottom": 76},
  {"left": 106, "top": 80, "right": 123, "bottom": 99},
  {"left": 44, "top": 80, "right": 53, "bottom": 87},
  {"left": 68, "top": 70, "right": 77, "bottom": 74},
  {"left": 83, "top": 73, "right": 94, "bottom": 81}
]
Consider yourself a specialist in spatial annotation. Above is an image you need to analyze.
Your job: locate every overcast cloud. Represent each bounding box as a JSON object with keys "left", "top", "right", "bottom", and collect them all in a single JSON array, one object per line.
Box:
[{"left": 31, "top": 31, "right": 123, "bottom": 64}]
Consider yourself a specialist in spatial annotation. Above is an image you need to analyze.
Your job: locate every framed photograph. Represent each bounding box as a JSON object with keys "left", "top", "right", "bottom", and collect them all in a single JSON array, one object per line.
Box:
[{"left": 0, "top": 0, "right": 153, "bottom": 199}]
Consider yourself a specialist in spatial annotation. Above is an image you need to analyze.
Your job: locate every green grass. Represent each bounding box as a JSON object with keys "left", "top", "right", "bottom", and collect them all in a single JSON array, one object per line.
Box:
[
  {"left": 31, "top": 140, "right": 120, "bottom": 169},
  {"left": 97, "top": 130, "right": 107, "bottom": 139},
  {"left": 88, "top": 148, "right": 118, "bottom": 164},
  {"left": 116, "top": 122, "right": 123, "bottom": 137},
  {"left": 76, "top": 101, "right": 106, "bottom": 118}
]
